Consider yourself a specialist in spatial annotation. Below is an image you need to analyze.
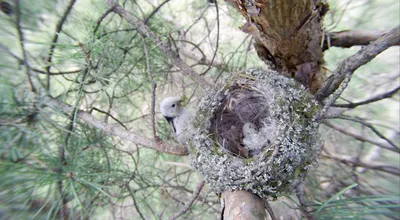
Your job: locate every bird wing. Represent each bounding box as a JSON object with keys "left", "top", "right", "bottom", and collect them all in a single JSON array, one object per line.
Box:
[{"left": 173, "top": 109, "right": 191, "bottom": 144}]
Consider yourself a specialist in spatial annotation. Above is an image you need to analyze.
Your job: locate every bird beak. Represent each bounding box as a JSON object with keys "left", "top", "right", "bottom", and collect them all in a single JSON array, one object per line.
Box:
[{"left": 164, "top": 116, "right": 176, "bottom": 132}]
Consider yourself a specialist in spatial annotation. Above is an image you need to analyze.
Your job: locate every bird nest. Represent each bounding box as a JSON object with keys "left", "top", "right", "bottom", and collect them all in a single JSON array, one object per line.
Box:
[{"left": 189, "top": 68, "right": 321, "bottom": 199}]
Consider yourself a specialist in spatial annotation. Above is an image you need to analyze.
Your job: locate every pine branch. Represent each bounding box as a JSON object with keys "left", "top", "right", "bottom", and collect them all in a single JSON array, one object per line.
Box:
[
  {"left": 42, "top": 97, "right": 188, "bottom": 156},
  {"left": 15, "top": 0, "right": 35, "bottom": 92},
  {"left": 45, "top": 0, "right": 77, "bottom": 91},
  {"left": 104, "top": 0, "right": 211, "bottom": 90}
]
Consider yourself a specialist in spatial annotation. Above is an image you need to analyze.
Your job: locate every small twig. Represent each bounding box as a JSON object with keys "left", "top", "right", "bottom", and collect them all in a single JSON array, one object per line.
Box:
[
  {"left": 93, "top": 5, "right": 116, "bottom": 34},
  {"left": 322, "top": 115, "right": 399, "bottom": 150},
  {"left": 90, "top": 107, "right": 128, "bottom": 130},
  {"left": 45, "top": 0, "right": 77, "bottom": 91},
  {"left": 322, "top": 153, "right": 400, "bottom": 176},
  {"left": 323, "top": 121, "right": 399, "bottom": 153},
  {"left": 141, "top": 37, "right": 160, "bottom": 142},
  {"left": 168, "top": 180, "right": 205, "bottom": 220},
  {"left": 58, "top": 66, "right": 89, "bottom": 219},
  {"left": 332, "top": 86, "right": 400, "bottom": 108},
  {"left": 127, "top": 186, "right": 146, "bottom": 220},
  {"left": 316, "top": 26, "right": 400, "bottom": 110},
  {"left": 295, "top": 183, "right": 316, "bottom": 220},
  {"left": 265, "top": 201, "right": 277, "bottom": 220},
  {"left": 200, "top": 0, "right": 220, "bottom": 76},
  {"left": 15, "top": 0, "right": 35, "bottom": 92}
]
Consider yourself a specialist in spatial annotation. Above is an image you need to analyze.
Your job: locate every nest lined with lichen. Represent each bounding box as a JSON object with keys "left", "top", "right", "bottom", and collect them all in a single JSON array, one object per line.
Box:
[{"left": 189, "top": 68, "right": 321, "bottom": 199}]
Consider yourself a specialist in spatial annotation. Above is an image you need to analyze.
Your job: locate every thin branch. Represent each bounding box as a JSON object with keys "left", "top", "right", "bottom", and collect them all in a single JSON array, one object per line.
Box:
[
  {"left": 168, "top": 180, "right": 205, "bottom": 220},
  {"left": 322, "top": 115, "right": 399, "bottom": 150},
  {"left": 15, "top": 0, "right": 35, "bottom": 92},
  {"left": 323, "top": 122, "right": 399, "bottom": 153},
  {"left": 93, "top": 5, "right": 116, "bottom": 34},
  {"left": 332, "top": 86, "right": 400, "bottom": 108},
  {"left": 265, "top": 201, "right": 277, "bottom": 220},
  {"left": 200, "top": 0, "right": 219, "bottom": 76},
  {"left": 105, "top": 0, "right": 211, "bottom": 90},
  {"left": 90, "top": 107, "right": 128, "bottom": 130},
  {"left": 144, "top": 0, "right": 172, "bottom": 24},
  {"left": 322, "top": 154, "right": 400, "bottom": 176},
  {"left": 295, "top": 183, "right": 315, "bottom": 220},
  {"left": 45, "top": 0, "right": 77, "bottom": 91},
  {"left": 1, "top": 43, "right": 82, "bottom": 76},
  {"left": 323, "top": 29, "right": 400, "bottom": 50},
  {"left": 142, "top": 37, "right": 159, "bottom": 142},
  {"left": 32, "top": 68, "right": 82, "bottom": 75},
  {"left": 42, "top": 97, "right": 188, "bottom": 156},
  {"left": 57, "top": 75, "right": 89, "bottom": 219},
  {"left": 126, "top": 186, "right": 146, "bottom": 220},
  {"left": 315, "top": 26, "right": 400, "bottom": 107}
]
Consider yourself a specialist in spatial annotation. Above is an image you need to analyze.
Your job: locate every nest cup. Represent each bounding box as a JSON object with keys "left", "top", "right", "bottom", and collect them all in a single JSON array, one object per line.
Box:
[{"left": 189, "top": 68, "right": 321, "bottom": 199}]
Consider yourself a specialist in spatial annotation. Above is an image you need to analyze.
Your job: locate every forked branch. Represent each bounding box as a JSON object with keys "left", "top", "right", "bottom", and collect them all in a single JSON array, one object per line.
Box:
[{"left": 316, "top": 26, "right": 400, "bottom": 104}]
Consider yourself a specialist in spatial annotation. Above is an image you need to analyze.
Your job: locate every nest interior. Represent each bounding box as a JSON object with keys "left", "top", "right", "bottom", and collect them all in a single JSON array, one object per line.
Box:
[
  {"left": 189, "top": 68, "right": 321, "bottom": 199},
  {"left": 212, "top": 79, "right": 271, "bottom": 158}
]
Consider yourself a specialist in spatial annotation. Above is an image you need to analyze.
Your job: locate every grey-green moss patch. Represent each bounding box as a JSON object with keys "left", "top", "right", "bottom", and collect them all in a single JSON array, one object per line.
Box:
[{"left": 189, "top": 68, "right": 321, "bottom": 199}]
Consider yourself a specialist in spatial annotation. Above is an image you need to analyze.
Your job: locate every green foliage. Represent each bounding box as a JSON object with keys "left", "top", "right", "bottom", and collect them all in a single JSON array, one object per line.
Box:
[{"left": 313, "top": 187, "right": 400, "bottom": 219}]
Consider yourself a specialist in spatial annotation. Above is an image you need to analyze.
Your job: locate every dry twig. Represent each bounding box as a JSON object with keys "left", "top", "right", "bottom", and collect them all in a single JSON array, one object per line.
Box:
[{"left": 168, "top": 180, "right": 205, "bottom": 220}]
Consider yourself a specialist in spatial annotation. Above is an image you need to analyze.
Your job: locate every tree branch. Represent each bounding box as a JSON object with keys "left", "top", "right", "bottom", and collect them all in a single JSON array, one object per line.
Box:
[
  {"left": 221, "top": 190, "right": 267, "bottom": 220},
  {"left": 322, "top": 115, "right": 399, "bottom": 150},
  {"left": 323, "top": 29, "right": 400, "bottom": 50},
  {"left": 323, "top": 122, "right": 399, "bottom": 153},
  {"left": 105, "top": 0, "right": 211, "bottom": 90},
  {"left": 16, "top": 0, "right": 35, "bottom": 92},
  {"left": 42, "top": 97, "right": 188, "bottom": 156},
  {"left": 322, "top": 153, "right": 400, "bottom": 176},
  {"left": 168, "top": 180, "right": 205, "bottom": 220},
  {"left": 142, "top": 37, "right": 160, "bottom": 142},
  {"left": 315, "top": 26, "right": 400, "bottom": 105},
  {"left": 332, "top": 86, "right": 400, "bottom": 108},
  {"left": 45, "top": 0, "right": 77, "bottom": 91}
]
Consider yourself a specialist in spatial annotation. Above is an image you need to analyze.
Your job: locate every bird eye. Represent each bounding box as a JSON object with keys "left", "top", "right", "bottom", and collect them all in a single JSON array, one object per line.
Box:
[{"left": 172, "top": 104, "right": 175, "bottom": 107}]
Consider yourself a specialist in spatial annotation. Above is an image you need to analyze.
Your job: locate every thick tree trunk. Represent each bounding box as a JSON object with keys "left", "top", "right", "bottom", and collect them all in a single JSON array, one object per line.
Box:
[
  {"left": 228, "top": 0, "right": 327, "bottom": 93},
  {"left": 220, "top": 0, "right": 328, "bottom": 218}
]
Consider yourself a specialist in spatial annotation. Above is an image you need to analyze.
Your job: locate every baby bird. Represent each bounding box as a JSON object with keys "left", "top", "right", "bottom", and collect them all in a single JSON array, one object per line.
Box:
[
  {"left": 160, "top": 97, "right": 191, "bottom": 144},
  {"left": 242, "top": 122, "right": 272, "bottom": 156},
  {"left": 242, "top": 122, "right": 261, "bottom": 151}
]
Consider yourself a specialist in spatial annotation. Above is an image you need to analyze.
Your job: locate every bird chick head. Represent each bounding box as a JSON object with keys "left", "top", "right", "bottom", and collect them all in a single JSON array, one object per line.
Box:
[
  {"left": 243, "top": 122, "right": 258, "bottom": 136},
  {"left": 160, "top": 96, "right": 183, "bottom": 119}
]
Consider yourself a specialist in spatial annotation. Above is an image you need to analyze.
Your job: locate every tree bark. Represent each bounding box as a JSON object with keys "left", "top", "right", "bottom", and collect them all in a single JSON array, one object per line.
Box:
[
  {"left": 323, "top": 29, "right": 400, "bottom": 50},
  {"left": 221, "top": 191, "right": 267, "bottom": 220},
  {"left": 228, "top": 0, "right": 328, "bottom": 93}
]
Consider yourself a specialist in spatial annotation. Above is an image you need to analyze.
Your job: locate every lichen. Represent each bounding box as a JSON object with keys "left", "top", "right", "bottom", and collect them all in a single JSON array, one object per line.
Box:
[{"left": 189, "top": 68, "right": 321, "bottom": 199}]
